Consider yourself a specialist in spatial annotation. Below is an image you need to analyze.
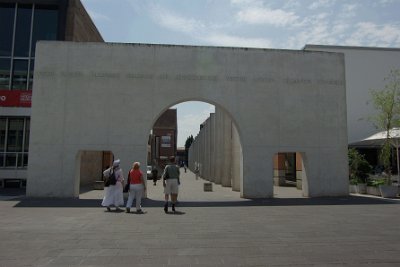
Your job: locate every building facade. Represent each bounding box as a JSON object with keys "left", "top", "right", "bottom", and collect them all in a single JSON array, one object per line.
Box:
[
  {"left": 304, "top": 45, "right": 400, "bottom": 144},
  {"left": 149, "top": 109, "right": 177, "bottom": 170},
  {"left": 0, "top": 0, "right": 102, "bottom": 187}
]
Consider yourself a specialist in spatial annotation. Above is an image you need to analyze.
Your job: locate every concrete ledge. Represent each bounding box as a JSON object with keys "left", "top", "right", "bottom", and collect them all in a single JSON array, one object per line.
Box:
[{"left": 204, "top": 182, "right": 212, "bottom": 192}]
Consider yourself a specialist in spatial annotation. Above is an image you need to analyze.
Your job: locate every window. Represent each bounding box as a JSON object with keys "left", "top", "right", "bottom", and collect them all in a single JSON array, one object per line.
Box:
[
  {"left": 0, "top": 3, "right": 58, "bottom": 90},
  {"left": 0, "top": 117, "right": 29, "bottom": 168},
  {"left": 14, "top": 5, "right": 32, "bottom": 57},
  {"left": 0, "top": 4, "right": 15, "bottom": 57},
  {"left": 11, "top": 59, "right": 28, "bottom": 90},
  {"left": 161, "top": 136, "right": 171, "bottom": 147},
  {"left": 31, "top": 5, "right": 58, "bottom": 56},
  {"left": 0, "top": 59, "right": 11, "bottom": 89}
]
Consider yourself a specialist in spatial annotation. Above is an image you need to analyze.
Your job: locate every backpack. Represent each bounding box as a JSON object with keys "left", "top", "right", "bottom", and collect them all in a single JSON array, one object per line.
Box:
[{"left": 109, "top": 168, "right": 117, "bottom": 185}]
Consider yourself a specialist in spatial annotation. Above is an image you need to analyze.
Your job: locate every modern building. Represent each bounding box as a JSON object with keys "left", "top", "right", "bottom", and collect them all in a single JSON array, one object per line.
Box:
[
  {"left": 303, "top": 45, "right": 400, "bottom": 144},
  {"left": 0, "top": 0, "right": 103, "bottom": 187}
]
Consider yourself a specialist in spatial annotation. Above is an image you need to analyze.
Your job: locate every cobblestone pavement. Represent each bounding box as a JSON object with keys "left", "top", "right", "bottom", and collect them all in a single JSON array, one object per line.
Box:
[{"left": 1, "top": 170, "right": 400, "bottom": 266}]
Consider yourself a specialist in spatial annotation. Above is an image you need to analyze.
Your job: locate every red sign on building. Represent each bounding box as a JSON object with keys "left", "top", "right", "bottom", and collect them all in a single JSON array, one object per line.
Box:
[{"left": 0, "top": 90, "right": 32, "bottom": 107}]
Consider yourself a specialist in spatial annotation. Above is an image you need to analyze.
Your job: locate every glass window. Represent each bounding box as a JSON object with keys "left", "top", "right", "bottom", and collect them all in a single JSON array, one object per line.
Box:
[
  {"left": 7, "top": 118, "right": 24, "bottom": 152},
  {"left": 14, "top": 4, "right": 32, "bottom": 57},
  {"left": 31, "top": 5, "right": 58, "bottom": 56},
  {"left": 0, "top": 3, "right": 15, "bottom": 56},
  {"left": 0, "top": 153, "right": 4, "bottom": 167},
  {"left": 6, "top": 153, "right": 17, "bottom": 167},
  {"left": 23, "top": 153, "right": 28, "bottom": 167},
  {"left": 28, "top": 60, "right": 34, "bottom": 89},
  {"left": 0, "top": 59, "right": 11, "bottom": 89},
  {"left": 12, "top": 59, "right": 28, "bottom": 90},
  {"left": 0, "top": 118, "right": 6, "bottom": 152},
  {"left": 24, "top": 119, "right": 30, "bottom": 152}
]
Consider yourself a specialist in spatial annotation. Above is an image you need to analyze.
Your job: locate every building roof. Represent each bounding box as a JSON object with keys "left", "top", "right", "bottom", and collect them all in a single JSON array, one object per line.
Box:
[
  {"left": 304, "top": 44, "right": 400, "bottom": 52},
  {"left": 349, "top": 128, "right": 400, "bottom": 148}
]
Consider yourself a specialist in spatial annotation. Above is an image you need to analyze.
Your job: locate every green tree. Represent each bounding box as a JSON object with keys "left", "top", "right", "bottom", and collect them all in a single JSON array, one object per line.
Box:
[
  {"left": 348, "top": 148, "right": 372, "bottom": 184},
  {"left": 184, "top": 135, "right": 194, "bottom": 164},
  {"left": 369, "top": 69, "right": 400, "bottom": 184},
  {"left": 184, "top": 135, "right": 194, "bottom": 150}
]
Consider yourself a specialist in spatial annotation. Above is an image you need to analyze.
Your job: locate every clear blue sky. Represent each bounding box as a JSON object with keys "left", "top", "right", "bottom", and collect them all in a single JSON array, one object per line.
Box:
[{"left": 81, "top": 0, "right": 400, "bottom": 146}]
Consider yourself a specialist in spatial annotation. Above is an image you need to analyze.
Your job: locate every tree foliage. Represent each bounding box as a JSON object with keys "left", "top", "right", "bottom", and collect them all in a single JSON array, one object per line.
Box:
[
  {"left": 369, "top": 69, "right": 400, "bottom": 184},
  {"left": 348, "top": 148, "right": 372, "bottom": 184},
  {"left": 184, "top": 135, "right": 194, "bottom": 150}
]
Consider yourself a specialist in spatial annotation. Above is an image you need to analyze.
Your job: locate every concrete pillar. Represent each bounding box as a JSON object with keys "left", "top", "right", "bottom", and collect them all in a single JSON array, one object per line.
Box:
[
  {"left": 210, "top": 113, "right": 215, "bottom": 182},
  {"left": 241, "top": 147, "right": 273, "bottom": 198},
  {"left": 231, "top": 124, "right": 241, "bottom": 192},
  {"left": 199, "top": 127, "right": 205, "bottom": 178},
  {"left": 214, "top": 107, "right": 223, "bottom": 184},
  {"left": 221, "top": 110, "right": 232, "bottom": 187},
  {"left": 205, "top": 117, "right": 211, "bottom": 181}
]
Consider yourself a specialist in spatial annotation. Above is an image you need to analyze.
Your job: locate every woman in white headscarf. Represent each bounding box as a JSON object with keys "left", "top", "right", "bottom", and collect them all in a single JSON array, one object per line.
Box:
[{"left": 102, "top": 159, "right": 125, "bottom": 211}]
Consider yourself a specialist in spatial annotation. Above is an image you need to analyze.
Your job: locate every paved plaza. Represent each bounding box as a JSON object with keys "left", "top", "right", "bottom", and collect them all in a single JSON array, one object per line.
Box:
[{"left": 1, "top": 170, "right": 400, "bottom": 266}]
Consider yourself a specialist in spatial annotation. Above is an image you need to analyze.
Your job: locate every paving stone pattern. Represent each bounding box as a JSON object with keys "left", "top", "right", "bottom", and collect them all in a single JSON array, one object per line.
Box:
[{"left": 1, "top": 170, "right": 400, "bottom": 266}]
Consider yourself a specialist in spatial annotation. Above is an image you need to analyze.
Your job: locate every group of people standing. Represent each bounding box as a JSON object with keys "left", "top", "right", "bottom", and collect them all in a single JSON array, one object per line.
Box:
[{"left": 101, "top": 157, "right": 180, "bottom": 214}]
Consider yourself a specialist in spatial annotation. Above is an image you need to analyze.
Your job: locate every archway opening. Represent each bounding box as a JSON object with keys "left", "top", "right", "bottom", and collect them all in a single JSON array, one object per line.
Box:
[
  {"left": 146, "top": 101, "right": 244, "bottom": 201},
  {"left": 273, "top": 152, "right": 308, "bottom": 197},
  {"left": 77, "top": 150, "right": 113, "bottom": 198}
]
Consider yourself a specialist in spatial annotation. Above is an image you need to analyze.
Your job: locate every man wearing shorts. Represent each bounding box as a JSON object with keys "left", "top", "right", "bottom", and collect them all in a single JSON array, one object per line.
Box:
[{"left": 162, "top": 157, "right": 180, "bottom": 213}]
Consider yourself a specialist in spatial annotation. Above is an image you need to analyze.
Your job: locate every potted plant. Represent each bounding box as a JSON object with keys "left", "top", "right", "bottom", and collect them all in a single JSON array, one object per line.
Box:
[
  {"left": 348, "top": 148, "right": 372, "bottom": 194},
  {"left": 366, "top": 177, "right": 386, "bottom": 196},
  {"left": 369, "top": 69, "right": 400, "bottom": 198}
]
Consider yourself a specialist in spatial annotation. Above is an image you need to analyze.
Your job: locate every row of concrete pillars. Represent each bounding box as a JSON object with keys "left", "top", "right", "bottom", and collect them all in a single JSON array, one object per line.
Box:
[{"left": 188, "top": 107, "right": 243, "bottom": 194}]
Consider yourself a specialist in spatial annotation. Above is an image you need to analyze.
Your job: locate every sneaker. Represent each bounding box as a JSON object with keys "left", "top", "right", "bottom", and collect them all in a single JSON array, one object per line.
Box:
[
  {"left": 164, "top": 203, "right": 168, "bottom": 213},
  {"left": 107, "top": 207, "right": 111, "bottom": 212},
  {"left": 137, "top": 209, "right": 144, "bottom": 214},
  {"left": 126, "top": 208, "right": 130, "bottom": 213},
  {"left": 172, "top": 204, "right": 176, "bottom": 212}
]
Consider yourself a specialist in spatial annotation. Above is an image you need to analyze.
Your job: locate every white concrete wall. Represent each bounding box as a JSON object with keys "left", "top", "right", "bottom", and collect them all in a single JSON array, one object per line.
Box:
[
  {"left": 304, "top": 45, "right": 400, "bottom": 143},
  {"left": 28, "top": 42, "right": 348, "bottom": 198}
]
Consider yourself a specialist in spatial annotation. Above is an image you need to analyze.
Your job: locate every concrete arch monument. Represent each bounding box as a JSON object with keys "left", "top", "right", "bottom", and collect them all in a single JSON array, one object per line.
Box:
[{"left": 27, "top": 42, "right": 348, "bottom": 198}]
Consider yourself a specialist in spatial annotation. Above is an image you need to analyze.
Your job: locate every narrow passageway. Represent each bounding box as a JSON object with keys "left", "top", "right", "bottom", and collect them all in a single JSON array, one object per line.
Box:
[{"left": 80, "top": 168, "right": 303, "bottom": 200}]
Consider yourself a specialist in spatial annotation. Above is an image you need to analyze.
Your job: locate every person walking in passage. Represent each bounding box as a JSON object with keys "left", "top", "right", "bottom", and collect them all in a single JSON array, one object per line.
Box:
[
  {"left": 162, "top": 157, "right": 180, "bottom": 213},
  {"left": 102, "top": 159, "right": 125, "bottom": 211},
  {"left": 126, "top": 162, "right": 146, "bottom": 213},
  {"left": 151, "top": 166, "right": 158, "bottom": 186}
]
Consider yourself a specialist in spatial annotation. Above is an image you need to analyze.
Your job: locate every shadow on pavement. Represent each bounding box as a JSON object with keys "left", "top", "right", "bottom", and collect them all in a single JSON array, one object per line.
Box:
[{"left": 11, "top": 195, "right": 398, "bottom": 208}]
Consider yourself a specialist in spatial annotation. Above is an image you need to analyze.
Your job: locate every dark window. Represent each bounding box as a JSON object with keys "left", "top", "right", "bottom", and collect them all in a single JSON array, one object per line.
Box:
[
  {"left": 0, "top": 118, "right": 6, "bottom": 152},
  {"left": 28, "top": 59, "right": 34, "bottom": 89},
  {"left": 0, "top": 59, "right": 11, "bottom": 89},
  {"left": 14, "top": 4, "right": 32, "bottom": 57},
  {"left": 0, "top": 4, "right": 15, "bottom": 56},
  {"left": 24, "top": 119, "right": 30, "bottom": 152},
  {"left": 12, "top": 59, "right": 28, "bottom": 90},
  {"left": 7, "top": 118, "right": 24, "bottom": 152},
  {"left": 31, "top": 5, "right": 58, "bottom": 56}
]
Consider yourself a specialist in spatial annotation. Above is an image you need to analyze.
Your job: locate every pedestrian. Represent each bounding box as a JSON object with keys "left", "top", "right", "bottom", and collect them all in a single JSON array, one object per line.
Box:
[
  {"left": 151, "top": 166, "right": 158, "bottom": 186},
  {"left": 162, "top": 157, "right": 180, "bottom": 213},
  {"left": 126, "top": 162, "right": 146, "bottom": 213},
  {"left": 102, "top": 159, "right": 125, "bottom": 211}
]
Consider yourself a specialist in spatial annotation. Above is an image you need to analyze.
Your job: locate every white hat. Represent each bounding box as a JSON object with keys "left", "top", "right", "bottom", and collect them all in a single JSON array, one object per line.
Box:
[{"left": 113, "top": 159, "right": 120, "bottom": 167}]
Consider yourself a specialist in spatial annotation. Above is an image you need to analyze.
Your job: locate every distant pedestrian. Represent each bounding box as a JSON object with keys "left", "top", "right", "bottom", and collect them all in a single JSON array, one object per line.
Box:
[
  {"left": 102, "top": 159, "right": 124, "bottom": 211},
  {"left": 126, "top": 162, "right": 146, "bottom": 213},
  {"left": 162, "top": 157, "right": 180, "bottom": 213},
  {"left": 151, "top": 166, "right": 158, "bottom": 186}
]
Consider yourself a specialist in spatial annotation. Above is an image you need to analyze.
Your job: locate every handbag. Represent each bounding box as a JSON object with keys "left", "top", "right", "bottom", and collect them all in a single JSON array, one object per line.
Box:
[
  {"left": 123, "top": 171, "right": 131, "bottom": 193},
  {"left": 104, "top": 169, "right": 111, "bottom": 187}
]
